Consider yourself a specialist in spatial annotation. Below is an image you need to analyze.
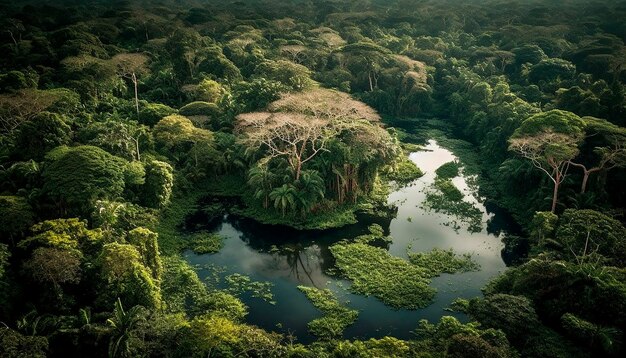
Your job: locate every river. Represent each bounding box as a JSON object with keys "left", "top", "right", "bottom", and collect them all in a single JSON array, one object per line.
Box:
[{"left": 184, "top": 139, "right": 509, "bottom": 343}]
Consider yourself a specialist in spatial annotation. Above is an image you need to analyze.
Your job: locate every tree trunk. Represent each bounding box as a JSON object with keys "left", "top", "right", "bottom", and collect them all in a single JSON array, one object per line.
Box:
[
  {"left": 133, "top": 137, "right": 141, "bottom": 161},
  {"left": 295, "top": 161, "right": 302, "bottom": 180},
  {"left": 580, "top": 170, "right": 590, "bottom": 194},
  {"left": 551, "top": 171, "right": 561, "bottom": 213},
  {"left": 7, "top": 30, "right": 18, "bottom": 47},
  {"left": 368, "top": 72, "right": 374, "bottom": 92},
  {"left": 551, "top": 181, "right": 559, "bottom": 213},
  {"left": 132, "top": 72, "right": 139, "bottom": 116}
]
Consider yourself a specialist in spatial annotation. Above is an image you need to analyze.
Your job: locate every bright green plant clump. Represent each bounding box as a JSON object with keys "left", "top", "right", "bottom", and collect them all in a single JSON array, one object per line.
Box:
[
  {"left": 330, "top": 242, "right": 434, "bottom": 309},
  {"left": 408, "top": 248, "right": 480, "bottom": 275},
  {"left": 186, "top": 232, "right": 225, "bottom": 254},
  {"left": 298, "top": 286, "right": 358, "bottom": 339},
  {"left": 386, "top": 158, "right": 424, "bottom": 185},
  {"left": 330, "top": 242, "right": 479, "bottom": 309},
  {"left": 434, "top": 179, "right": 464, "bottom": 202},
  {"left": 435, "top": 161, "right": 460, "bottom": 179}
]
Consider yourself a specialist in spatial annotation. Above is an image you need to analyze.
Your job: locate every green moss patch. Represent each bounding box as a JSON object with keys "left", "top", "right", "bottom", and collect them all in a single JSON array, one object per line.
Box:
[{"left": 298, "top": 286, "right": 359, "bottom": 340}]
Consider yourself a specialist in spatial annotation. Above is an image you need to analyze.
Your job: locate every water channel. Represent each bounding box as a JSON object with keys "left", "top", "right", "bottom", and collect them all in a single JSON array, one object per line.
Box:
[{"left": 184, "top": 139, "right": 510, "bottom": 343}]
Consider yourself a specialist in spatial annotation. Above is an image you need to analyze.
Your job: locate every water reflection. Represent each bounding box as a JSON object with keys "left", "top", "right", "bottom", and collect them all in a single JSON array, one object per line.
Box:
[{"left": 186, "top": 140, "right": 510, "bottom": 343}]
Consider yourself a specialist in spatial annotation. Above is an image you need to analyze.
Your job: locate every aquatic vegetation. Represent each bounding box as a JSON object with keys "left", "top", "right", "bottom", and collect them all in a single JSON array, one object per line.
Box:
[
  {"left": 298, "top": 286, "right": 358, "bottom": 340},
  {"left": 408, "top": 248, "right": 480, "bottom": 275},
  {"left": 329, "top": 242, "right": 435, "bottom": 309},
  {"left": 225, "top": 273, "right": 275, "bottom": 304},
  {"left": 353, "top": 224, "right": 392, "bottom": 245},
  {"left": 434, "top": 178, "right": 464, "bottom": 202},
  {"left": 186, "top": 231, "right": 225, "bottom": 254},
  {"left": 422, "top": 191, "right": 483, "bottom": 233},
  {"left": 330, "top": 241, "right": 479, "bottom": 309},
  {"left": 435, "top": 161, "right": 460, "bottom": 179},
  {"left": 422, "top": 176, "right": 483, "bottom": 233},
  {"left": 386, "top": 157, "right": 424, "bottom": 186}
]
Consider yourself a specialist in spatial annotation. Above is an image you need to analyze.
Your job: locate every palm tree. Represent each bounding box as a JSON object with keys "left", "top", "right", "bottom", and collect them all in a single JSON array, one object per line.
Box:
[
  {"left": 248, "top": 164, "right": 275, "bottom": 209},
  {"left": 107, "top": 298, "right": 145, "bottom": 358},
  {"left": 295, "top": 170, "right": 325, "bottom": 214},
  {"left": 269, "top": 184, "right": 297, "bottom": 217}
]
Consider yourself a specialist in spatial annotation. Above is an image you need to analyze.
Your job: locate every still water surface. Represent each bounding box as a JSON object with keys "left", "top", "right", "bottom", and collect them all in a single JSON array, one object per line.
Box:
[{"left": 185, "top": 140, "right": 509, "bottom": 343}]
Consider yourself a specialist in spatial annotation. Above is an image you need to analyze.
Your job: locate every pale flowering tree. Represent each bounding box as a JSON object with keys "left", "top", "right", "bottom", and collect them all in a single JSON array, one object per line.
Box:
[{"left": 237, "top": 112, "right": 335, "bottom": 180}]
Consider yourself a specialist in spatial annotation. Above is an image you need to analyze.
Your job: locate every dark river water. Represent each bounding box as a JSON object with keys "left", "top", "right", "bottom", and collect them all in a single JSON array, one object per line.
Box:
[{"left": 184, "top": 140, "right": 511, "bottom": 343}]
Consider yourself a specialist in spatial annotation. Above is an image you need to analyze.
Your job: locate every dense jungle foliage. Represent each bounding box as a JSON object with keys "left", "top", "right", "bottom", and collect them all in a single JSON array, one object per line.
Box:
[{"left": 1, "top": 0, "right": 626, "bottom": 357}]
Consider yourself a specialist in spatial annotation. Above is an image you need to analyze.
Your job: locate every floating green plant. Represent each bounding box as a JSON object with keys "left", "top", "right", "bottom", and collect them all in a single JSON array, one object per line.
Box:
[{"left": 298, "top": 286, "right": 358, "bottom": 340}]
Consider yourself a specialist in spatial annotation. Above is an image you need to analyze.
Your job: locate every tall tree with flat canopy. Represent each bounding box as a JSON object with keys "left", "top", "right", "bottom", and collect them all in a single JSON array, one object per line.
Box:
[
  {"left": 111, "top": 53, "right": 149, "bottom": 116},
  {"left": 237, "top": 111, "right": 333, "bottom": 181},
  {"left": 509, "top": 110, "right": 586, "bottom": 213},
  {"left": 568, "top": 117, "right": 626, "bottom": 193}
]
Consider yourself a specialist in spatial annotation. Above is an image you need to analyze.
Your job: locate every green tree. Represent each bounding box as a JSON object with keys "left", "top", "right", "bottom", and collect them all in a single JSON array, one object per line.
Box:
[
  {"left": 126, "top": 227, "right": 162, "bottom": 281},
  {"left": 89, "top": 119, "right": 150, "bottom": 161},
  {"left": 111, "top": 53, "right": 150, "bottom": 116},
  {"left": 107, "top": 298, "right": 146, "bottom": 358},
  {"left": 186, "top": 315, "right": 241, "bottom": 357},
  {"left": 556, "top": 209, "right": 626, "bottom": 266},
  {"left": 18, "top": 218, "right": 103, "bottom": 257},
  {"left": 247, "top": 163, "right": 276, "bottom": 209},
  {"left": 11, "top": 112, "right": 72, "bottom": 160},
  {"left": 509, "top": 110, "right": 586, "bottom": 212},
  {"left": 141, "top": 161, "right": 173, "bottom": 208},
  {"left": 253, "top": 60, "right": 315, "bottom": 91},
  {"left": 294, "top": 170, "right": 325, "bottom": 214},
  {"left": 0, "top": 196, "right": 35, "bottom": 244},
  {"left": 23, "top": 247, "right": 81, "bottom": 300},
  {"left": 269, "top": 184, "right": 297, "bottom": 217},
  {"left": 98, "top": 243, "right": 162, "bottom": 310},
  {"left": 529, "top": 211, "right": 558, "bottom": 245},
  {"left": 568, "top": 117, "right": 626, "bottom": 193},
  {"left": 42, "top": 146, "right": 128, "bottom": 215}
]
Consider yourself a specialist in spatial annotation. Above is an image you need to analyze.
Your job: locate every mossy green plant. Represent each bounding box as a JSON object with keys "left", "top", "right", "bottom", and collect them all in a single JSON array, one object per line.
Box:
[
  {"left": 329, "top": 242, "right": 435, "bottom": 309},
  {"left": 186, "top": 232, "right": 224, "bottom": 254},
  {"left": 386, "top": 157, "right": 424, "bottom": 186},
  {"left": 434, "top": 178, "right": 464, "bottom": 202},
  {"left": 329, "top": 242, "right": 479, "bottom": 310},
  {"left": 435, "top": 161, "right": 460, "bottom": 179},
  {"left": 298, "top": 286, "right": 358, "bottom": 340},
  {"left": 225, "top": 273, "right": 275, "bottom": 304},
  {"left": 408, "top": 248, "right": 480, "bottom": 275}
]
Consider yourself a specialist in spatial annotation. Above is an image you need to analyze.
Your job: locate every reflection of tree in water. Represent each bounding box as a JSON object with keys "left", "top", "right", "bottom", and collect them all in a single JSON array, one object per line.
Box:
[
  {"left": 276, "top": 243, "right": 325, "bottom": 288},
  {"left": 225, "top": 214, "right": 395, "bottom": 286},
  {"left": 484, "top": 201, "right": 522, "bottom": 237}
]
